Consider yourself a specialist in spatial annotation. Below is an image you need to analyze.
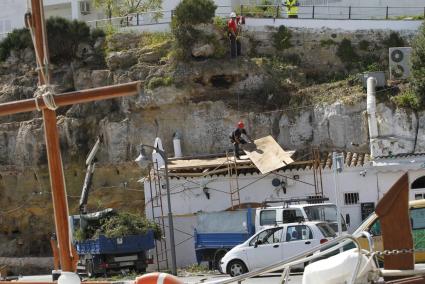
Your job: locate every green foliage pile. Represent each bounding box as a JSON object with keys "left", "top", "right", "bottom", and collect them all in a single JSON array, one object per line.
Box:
[
  {"left": 171, "top": 0, "right": 217, "bottom": 57},
  {"left": 411, "top": 22, "right": 425, "bottom": 104},
  {"left": 391, "top": 88, "right": 420, "bottom": 110},
  {"left": 147, "top": 76, "right": 174, "bottom": 89},
  {"left": 382, "top": 31, "right": 405, "bottom": 48},
  {"left": 0, "top": 17, "right": 105, "bottom": 63},
  {"left": 101, "top": 212, "right": 162, "bottom": 240},
  {"left": 272, "top": 25, "right": 292, "bottom": 51},
  {"left": 74, "top": 212, "right": 162, "bottom": 241}
]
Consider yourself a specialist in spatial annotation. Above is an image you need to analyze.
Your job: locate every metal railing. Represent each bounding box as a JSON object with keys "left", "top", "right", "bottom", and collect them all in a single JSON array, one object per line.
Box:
[
  {"left": 239, "top": 4, "right": 425, "bottom": 20},
  {"left": 85, "top": 4, "right": 424, "bottom": 31}
]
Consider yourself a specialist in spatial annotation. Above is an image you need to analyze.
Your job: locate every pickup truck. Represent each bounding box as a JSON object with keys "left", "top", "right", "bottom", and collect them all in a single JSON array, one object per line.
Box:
[
  {"left": 194, "top": 208, "right": 255, "bottom": 270},
  {"left": 70, "top": 211, "right": 155, "bottom": 277}
]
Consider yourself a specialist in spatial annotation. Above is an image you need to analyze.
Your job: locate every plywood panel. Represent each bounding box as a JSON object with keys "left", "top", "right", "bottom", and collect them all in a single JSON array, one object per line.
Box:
[{"left": 243, "top": 135, "right": 294, "bottom": 174}]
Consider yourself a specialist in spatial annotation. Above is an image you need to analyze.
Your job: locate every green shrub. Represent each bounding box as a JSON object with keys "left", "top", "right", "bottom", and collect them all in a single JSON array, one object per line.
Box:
[
  {"left": 0, "top": 28, "right": 32, "bottom": 61},
  {"left": 139, "top": 32, "right": 173, "bottom": 48},
  {"left": 0, "top": 17, "right": 105, "bottom": 63},
  {"left": 391, "top": 89, "right": 420, "bottom": 110},
  {"left": 90, "top": 28, "right": 106, "bottom": 44},
  {"left": 336, "top": 38, "right": 359, "bottom": 66},
  {"left": 239, "top": 0, "right": 280, "bottom": 18},
  {"left": 412, "top": 22, "right": 425, "bottom": 104},
  {"left": 358, "top": 40, "right": 370, "bottom": 51},
  {"left": 382, "top": 31, "right": 405, "bottom": 48},
  {"left": 173, "top": 0, "right": 216, "bottom": 27},
  {"left": 272, "top": 25, "right": 292, "bottom": 51},
  {"left": 320, "top": 39, "right": 336, "bottom": 47},
  {"left": 171, "top": 0, "right": 216, "bottom": 57},
  {"left": 147, "top": 76, "right": 174, "bottom": 89},
  {"left": 47, "top": 17, "right": 91, "bottom": 62}
]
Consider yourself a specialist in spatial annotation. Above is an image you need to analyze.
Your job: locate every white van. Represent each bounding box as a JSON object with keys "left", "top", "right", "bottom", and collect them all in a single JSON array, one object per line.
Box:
[{"left": 255, "top": 203, "right": 348, "bottom": 234}]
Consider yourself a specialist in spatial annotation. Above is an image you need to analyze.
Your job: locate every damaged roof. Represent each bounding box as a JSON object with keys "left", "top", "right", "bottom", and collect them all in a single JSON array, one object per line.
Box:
[{"left": 166, "top": 151, "right": 370, "bottom": 178}]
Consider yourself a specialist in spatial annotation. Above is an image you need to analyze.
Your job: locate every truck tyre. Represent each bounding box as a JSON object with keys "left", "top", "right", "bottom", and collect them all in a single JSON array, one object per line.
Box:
[
  {"left": 86, "top": 260, "right": 95, "bottom": 278},
  {"left": 213, "top": 249, "right": 228, "bottom": 270},
  {"left": 228, "top": 260, "right": 247, "bottom": 277}
]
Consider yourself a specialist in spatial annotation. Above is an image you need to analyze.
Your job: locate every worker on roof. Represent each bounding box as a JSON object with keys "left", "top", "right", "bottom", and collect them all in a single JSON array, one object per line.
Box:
[
  {"left": 230, "top": 121, "right": 253, "bottom": 160},
  {"left": 285, "top": 0, "right": 299, "bottom": 18},
  {"left": 228, "top": 12, "right": 241, "bottom": 58}
]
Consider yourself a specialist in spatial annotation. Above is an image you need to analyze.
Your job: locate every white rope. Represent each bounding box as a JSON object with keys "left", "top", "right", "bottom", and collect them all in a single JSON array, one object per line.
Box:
[{"left": 34, "top": 85, "right": 58, "bottom": 111}]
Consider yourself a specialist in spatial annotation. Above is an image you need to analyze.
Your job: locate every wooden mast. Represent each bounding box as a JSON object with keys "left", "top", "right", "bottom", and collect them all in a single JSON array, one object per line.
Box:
[{"left": 0, "top": 0, "right": 141, "bottom": 273}]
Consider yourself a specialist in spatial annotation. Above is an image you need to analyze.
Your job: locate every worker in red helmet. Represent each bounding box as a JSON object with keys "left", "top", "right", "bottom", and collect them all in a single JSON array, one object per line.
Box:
[{"left": 229, "top": 121, "right": 253, "bottom": 159}]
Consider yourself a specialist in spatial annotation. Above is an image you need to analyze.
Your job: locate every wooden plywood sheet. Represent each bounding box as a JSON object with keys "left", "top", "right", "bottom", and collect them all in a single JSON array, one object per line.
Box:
[
  {"left": 243, "top": 135, "right": 294, "bottom": 174},
  {"left": 168, "top": 156, "right": 251, "bottom": 170}
]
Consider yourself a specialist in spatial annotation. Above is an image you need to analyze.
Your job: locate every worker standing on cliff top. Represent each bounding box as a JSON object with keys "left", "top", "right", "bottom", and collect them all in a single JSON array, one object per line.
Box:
[
  {"left": 230, "top": 121, "right": 253, "bottom": 159},
  {"left": 228, "top": 12, "right": 241, "bottom": 58},
  {"left": 285, "top": 0, "right": 299, "bottom": 18}
]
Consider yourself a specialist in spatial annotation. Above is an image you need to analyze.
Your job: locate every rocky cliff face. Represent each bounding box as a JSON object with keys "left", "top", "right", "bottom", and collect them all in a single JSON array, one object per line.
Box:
[{"left": 0, "top": 27, "right": 421, "bottom": 257}]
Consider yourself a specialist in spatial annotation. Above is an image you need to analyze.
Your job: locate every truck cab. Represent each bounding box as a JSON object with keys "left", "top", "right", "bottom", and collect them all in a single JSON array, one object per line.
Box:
[{"left": 255, "top": 203, "right": 347, "bottom": 234}]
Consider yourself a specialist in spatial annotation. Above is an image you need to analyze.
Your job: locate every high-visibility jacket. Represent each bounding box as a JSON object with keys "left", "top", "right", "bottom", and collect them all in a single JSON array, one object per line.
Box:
[{"left": 285, "top": 0, "right": 299, "bottom": 16}]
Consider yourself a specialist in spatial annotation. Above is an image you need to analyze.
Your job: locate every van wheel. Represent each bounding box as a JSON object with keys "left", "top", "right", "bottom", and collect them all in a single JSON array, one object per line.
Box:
[
  {"left": 228, "top": 260, "right": 247, "bottom": 277},
  {"left": 86, "top": 260, "right": 94, "bottom": 278}
]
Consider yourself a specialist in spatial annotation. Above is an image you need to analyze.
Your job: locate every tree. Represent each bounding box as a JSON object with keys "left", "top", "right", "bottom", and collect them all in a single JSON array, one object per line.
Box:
[
  {"left": 411, "top": 22, "right": 425, "bottom": 103},
  {"left": 93, "top": 0, "right": 162, "bottom": 19}
]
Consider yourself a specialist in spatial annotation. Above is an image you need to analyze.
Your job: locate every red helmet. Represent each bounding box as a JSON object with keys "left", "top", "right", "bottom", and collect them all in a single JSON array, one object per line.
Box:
[{"left": 237, "top": 121, "right": 244, "bottom": 128}]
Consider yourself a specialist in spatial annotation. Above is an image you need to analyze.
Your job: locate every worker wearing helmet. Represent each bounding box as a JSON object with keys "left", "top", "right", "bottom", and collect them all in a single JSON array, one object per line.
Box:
[
  {"left": 228, "top": 12, "right": 241, "bottom": 58},
  {"left": 229, "top": 121, "right": 253, "bottom": 159}
]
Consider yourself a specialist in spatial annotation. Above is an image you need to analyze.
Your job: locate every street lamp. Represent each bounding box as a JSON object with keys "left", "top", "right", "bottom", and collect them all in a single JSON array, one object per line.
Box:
[
  {"left": 332, "top": 152, "right": 344, "bottom": 236},
  {"left": 135, "top": 144, "right": 177, "bottom": 276}
]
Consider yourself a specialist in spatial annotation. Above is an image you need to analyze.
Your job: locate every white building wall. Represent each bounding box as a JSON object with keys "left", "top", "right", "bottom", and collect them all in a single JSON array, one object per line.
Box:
[
  {"left": 145, "top": 161, "right": 425, "bottom": 268},
  {"left": 0, "top": 0, "right": 26, "bottom": 39}
]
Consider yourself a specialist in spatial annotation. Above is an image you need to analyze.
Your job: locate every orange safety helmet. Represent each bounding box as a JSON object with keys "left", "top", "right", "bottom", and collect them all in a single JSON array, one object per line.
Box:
[{"left": 237, "top": 121, "right": 244, "bottom": 129}]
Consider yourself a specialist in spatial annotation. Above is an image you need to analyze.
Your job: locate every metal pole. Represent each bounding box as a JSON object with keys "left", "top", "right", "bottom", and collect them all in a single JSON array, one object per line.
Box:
[
  {"left": 312, "top": 5, "right": 315, "bottom": 19},
  {"left": 332, "top": 152, "right": 343, "bottom": 237},
  {"left": 348, "top": 6, "right": 351, "bottom": 19},
  {"left": 386, "top": 6, "right": 389, "bottom": 19},
  {"left": 161, "top": 152, "right": 177, "bottom": 276}
]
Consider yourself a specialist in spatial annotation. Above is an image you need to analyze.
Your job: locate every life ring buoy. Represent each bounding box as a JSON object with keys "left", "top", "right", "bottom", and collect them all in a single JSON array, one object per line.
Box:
[{"left": 135, "top": 272, "right": 183, "bottom": 284}]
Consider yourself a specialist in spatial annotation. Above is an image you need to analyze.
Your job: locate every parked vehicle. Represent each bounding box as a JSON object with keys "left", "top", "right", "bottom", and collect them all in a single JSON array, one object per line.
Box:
[
  {"left": 194, "top": 208, "right": 255, "bottom": 270},
  {"left": 255, "top": 200, "right": 348, "bottom": 234},
  {"left": 69, "top": 136, "right": 155, "bottom": 277},
  {"left": 353, "top": 198, "right": 425, "bottom": 263},
  {"left": 219, "top": 221, "right": 336, "bottom": 277},
  {"left": 70, "top": 211, "right": 155, "bottom": 277}
]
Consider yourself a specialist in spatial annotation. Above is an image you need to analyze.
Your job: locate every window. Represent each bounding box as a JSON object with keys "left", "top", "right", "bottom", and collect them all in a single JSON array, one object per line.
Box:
[
  {"left": 260, "top": 210, "right": 276, "bottom": 226},
  {"left": 344, "top": 192, "right": 359, "bottom": 205},
  {"left": 415, "top": 193, "right": 424, "bottom": 200},
  {"left": 369, "top": 219, "right": 381, "bottom": 236},
  {"left": 286, "top": 225, "right": 313, "bottom": 242},
  {"left": 282, "top": 209, "right": 304, "bottom": 223},
  {"left": 411, "top": 208, "right": 425, "bottom": 230},
  {"left": 249, "top": 227, "right": 283, "bottom": 246},
  {"left": 412, "top": 176, "right": 425, "bottom": 189},
  {"left": 316, "top": 223, "right": 337, "bottom": 238}
]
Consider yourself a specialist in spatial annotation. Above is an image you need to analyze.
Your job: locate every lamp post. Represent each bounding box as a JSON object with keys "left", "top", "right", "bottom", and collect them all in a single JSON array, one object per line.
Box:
[
  {"left": 332, "top": 152, "right": 344, "bottom": 236},
  {"left": 135, "top": 144, "right": 177, "bottom": 276}
]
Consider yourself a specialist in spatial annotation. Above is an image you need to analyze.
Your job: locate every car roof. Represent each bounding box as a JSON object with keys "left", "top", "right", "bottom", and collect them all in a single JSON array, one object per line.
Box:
[
  {"left": 259, "top": 203, "right": 335, "bottom": 209},
  {"left": 261, "top": 221, "right": 325, "bottom": 228}
]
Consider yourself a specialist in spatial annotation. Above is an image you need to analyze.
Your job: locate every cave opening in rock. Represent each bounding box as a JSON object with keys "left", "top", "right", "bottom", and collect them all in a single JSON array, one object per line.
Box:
[{"left": 210, "top": 75, "right": 234, "bottom": 88}]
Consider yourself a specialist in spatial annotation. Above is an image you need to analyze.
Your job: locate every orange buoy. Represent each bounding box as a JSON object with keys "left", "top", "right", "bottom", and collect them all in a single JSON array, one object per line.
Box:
[{"left": 135, "top": 272, "right": 183, "bottom": 284}]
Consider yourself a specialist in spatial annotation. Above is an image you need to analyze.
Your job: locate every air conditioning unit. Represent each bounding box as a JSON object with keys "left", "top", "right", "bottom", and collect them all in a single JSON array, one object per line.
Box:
[
  {"left": 80, "top": 1, "right": 91, "bottom": 15},
  {"left": 389, "top": 47, "right": 412, "bottom": 80}
]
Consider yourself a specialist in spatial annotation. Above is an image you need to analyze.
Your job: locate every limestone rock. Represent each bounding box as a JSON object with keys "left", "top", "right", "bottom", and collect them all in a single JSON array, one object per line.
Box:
[
  {"left": 73, "top": 68, "right": 93, "bottom": 90},
  {"left": 106, "top": 49, "right": 138, "bottom": 70},
  {"left": 91, "top": 70, "right": 112, "bottom": 87},
  {"left": 107, "top": 32, "right": 142, "bottom": 51},
  {"left": 191, "top": 43, "right": 215, "bottom": 58}
]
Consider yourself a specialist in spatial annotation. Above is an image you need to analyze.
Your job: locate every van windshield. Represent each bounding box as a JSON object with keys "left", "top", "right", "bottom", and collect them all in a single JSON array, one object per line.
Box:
[
  {"left": 304, "top": 204, "right": 347, "bottom": 231},
  {"left": 304, "top": 205, "right": 337, "bottom": 222}
]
